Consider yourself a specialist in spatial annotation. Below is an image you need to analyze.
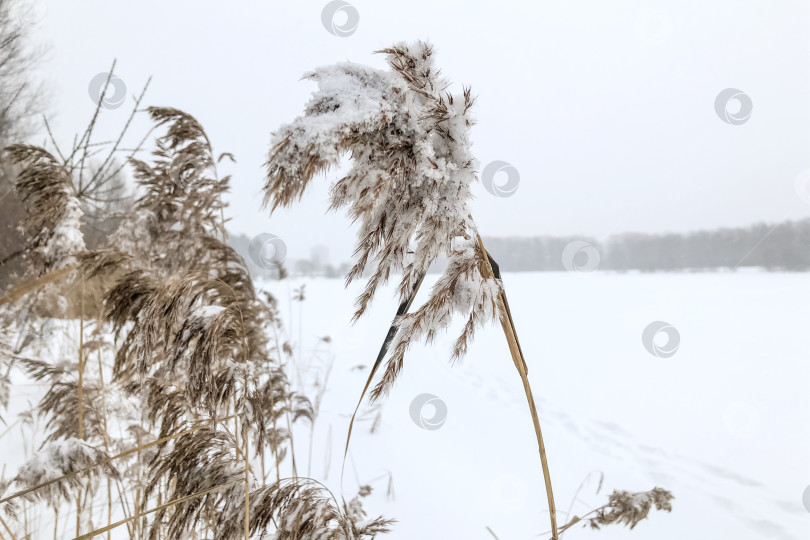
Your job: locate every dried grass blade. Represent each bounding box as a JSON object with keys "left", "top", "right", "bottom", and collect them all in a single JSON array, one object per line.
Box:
[
  {"left": 0, "top": 420, "right": 234, "bottom": 506},
  {"left": 0, "top": 265, "right": 77, "bottom": 307},
  {"left": 73, "top": 480, "right": 241, "bottom": 539},
  {"left": 341, "top": 271, "right": 426, "bottom": 487}
]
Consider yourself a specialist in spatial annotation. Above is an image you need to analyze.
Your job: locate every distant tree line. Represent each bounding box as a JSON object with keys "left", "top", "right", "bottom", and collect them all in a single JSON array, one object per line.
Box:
[
  {"left": 228, "top": 234, "right": 352, "bottom": 279},
  {"left": 481, "top": 218, "right": 810, "bottom": 272},
  {"left": 224, "top": 219, "right": 809, "bottom": 280}
]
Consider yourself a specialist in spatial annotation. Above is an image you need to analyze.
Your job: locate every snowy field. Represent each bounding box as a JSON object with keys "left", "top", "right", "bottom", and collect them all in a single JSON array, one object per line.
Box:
[
  {"left": 4, "top": 270, "right": 808, "bottom": 539},
  {"left": 260, "top": 270, "right": 809, "bottom": 540}
]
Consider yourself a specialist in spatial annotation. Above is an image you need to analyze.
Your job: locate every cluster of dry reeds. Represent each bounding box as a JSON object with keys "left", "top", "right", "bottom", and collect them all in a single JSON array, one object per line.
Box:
[{"left": 0, "top": 73, "right": 391, "bottom": 539}]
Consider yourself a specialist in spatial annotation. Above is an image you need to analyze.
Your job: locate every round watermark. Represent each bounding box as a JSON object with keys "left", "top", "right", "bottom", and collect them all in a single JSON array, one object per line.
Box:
[
  {"left": 635, "top": 9, "right": 673, "bottom": 45},
  {"left": 722, "top": 401, "right": 760, "bottom": 439},
  {"left": 795, "top": 169, "right": 810, "bottom": 204},
  {"left": 409, "top": 393, "right": 447, "bottom": 431},
  {"left": 561, "top": 241, "right": 600, "bottom": 272},
  {"left": 802, "top": 485, "right": 810, "bottom": 513},
  {"left": 481, "top": 160, "right": 520, "bottom": 198},
  {"left": 489, "top": 474, "right": 528, "bottom": 511},
  {"left": 327, "top": 309, "right": 368, "bottom": 352},
  {"left": 714, "top": 88, "right": 753, "bottom": 125},
  {"left": 321, "top": 1, "right": 359, "bottom": 37},
  {"left": 168, "top": 152, "right": 207, "bottom": 190},
  {"left": 642, "top": 321, "right": 680, "bottom": 358},
  {"left": 248, "top": 233, "right": 287, "bottom": 270},
  {"left": 88, "top": 72, "right": 127, "bottom": 109},
  {"left": 403, "top": 89, "right": 426, "bottom": 123}
]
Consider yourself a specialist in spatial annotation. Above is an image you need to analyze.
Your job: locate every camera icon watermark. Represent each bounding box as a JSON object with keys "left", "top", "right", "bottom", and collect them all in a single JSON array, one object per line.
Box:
[
  {"left": 715, "top": 88, "right": 753, "bottom": 125},
  {"left": 168, "top": 152, "right": 207, "bottom": 190},
  {"left": 489, "top": 474, "right": 528, "bottom": 511},
  {"left": 561, "top": 241, "right": 600, "bottom": 272},
  {"left": 482, "top": 160, "right": 520, "bottom": 198},
  {"left": 721, "top": 401, "right": 760, "bottom": 439},
  {"left": 403, "top": 89, "right": 427, "bottom": 123},
  {"left": 88, "top": 72, "right": 127, "bottom": 109},
  {"left": 321, "top": 1, "right": 359, "bottom": 37},
  {"left": 635, "top": 9, "right": 673, "bottom": 45},
  {"left": 642, "top": 321, "right": 680, "bottom": 358},
  {"left": 795, "top": 169, "right": 810, "bottom": 204},
  {"left": 248, "top": 233, "right": 287, "bottom": 270},
  {"left": 327, "top": 309, "right": 368, "bottom": 352},
  {"left": 409, "top": 393, "right": 447, "bottom": 431}
]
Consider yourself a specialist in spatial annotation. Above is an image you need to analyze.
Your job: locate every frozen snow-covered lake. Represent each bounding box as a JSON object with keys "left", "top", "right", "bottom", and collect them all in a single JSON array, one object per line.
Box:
[
  {"left": 262, "top": 270, "right": 810, "bottom": 540},
  {"left": 4, "top": 270, "right": 807, "bottom": 539}
]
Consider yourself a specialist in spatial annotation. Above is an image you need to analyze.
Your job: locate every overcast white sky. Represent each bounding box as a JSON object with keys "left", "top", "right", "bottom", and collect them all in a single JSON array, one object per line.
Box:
[{"left": 27, "top": 0, "right": 810, "bottom": 263}]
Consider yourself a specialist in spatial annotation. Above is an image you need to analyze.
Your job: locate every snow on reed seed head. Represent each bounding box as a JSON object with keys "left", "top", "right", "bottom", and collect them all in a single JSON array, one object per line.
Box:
[
  {"left": 586, "top": 488, "right": 674, "bottom": 531},
  {"left": 264, "top": 41, "right": 503, "bottom": 399},
  {"left": 143, "top": 427, "right": 390, "bottom": 539},
  {"left": 214, "top": 480, "right": 394, "bottom": 540},
  {"left": 111, "top": 107, "right": 228, "bottom": 270},
  {"left": 4, "top": 144, "right": 85, "bottom": 275},
  {"left": 11, "top": 438, "right": 118, "bottom": 508}
]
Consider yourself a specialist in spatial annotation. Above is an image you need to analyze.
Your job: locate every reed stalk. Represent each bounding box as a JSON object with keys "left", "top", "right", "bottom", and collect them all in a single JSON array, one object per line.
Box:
[{"left": 475, "top": 234, "right": 558, "bottom": 539}]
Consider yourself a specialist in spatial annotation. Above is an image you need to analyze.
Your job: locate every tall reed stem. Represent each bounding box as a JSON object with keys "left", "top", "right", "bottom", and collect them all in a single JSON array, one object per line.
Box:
[
  {"left": 243, "top": 374, "right": 250, "bottom": 540},
  {"left": 476, "top": 234, "right": 558, "bottom": 540},
  {"left": 77, "top": 270, "right": 86, "bottom": 537}
]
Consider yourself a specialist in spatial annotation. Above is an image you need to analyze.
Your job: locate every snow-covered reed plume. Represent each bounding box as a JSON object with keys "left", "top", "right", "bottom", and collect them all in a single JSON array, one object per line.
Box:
[
  {"left": 4, "top": 145, "right": 85, "bottom": 275},
  {"left": 544, "top": 487, "right": 674, "bottom": 538},
  {"left": 112, "top": 107, "right": 228, "bottom": 270},
  {"left": 9, "top": 438, "right": 118, "bottom": 509},
  {"left": 264, "top": 40, "right": 502, "bottom": 400},
  {"left": 588, "top": 488, "right": 674, "bottom": 531}
]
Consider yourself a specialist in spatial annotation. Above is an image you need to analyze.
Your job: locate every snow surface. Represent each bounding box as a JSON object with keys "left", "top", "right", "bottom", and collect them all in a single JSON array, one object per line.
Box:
[
  {"left": 4, "top": 270, "right": 808, "bottom": 539},
  {"left": 261, "top": 270, "right": 810, "bottom": 540}
]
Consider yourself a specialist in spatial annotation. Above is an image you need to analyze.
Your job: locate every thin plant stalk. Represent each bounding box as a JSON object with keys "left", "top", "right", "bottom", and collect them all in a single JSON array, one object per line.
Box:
[
  {"left": 269, "top": 324, "right": 285, "bottom": 482},
  {"left": 341, "top": 272, "right": 425, "bottom": 486},
  {"left": 94, "top": 339, "right": 112, "bottom": 540},
  {"left": 243, "top": 422, "right": 250, "bottom": 540},
  {"left": 307, "top": 354, "right": 333, "bottom": 478},
  {"left": 0, "top": 264, "right": 77, "bottom": 307},
  {"left": 77, "top": 272, "right": 85, "bottom": 440},
  {"left": 270, "top": 385, "right": 280, "bottom": 483},
  {"left": 260, "top": 445, "right": 266, "bottom": 486},
  {"left": 284, "top": 395, "right": 298, "bottom": 478},
  {"left": 94, "top": 330, "right": 116, "bottom": 540},
  {"left": 0, "top": 513, "right": 17, "bottom": 539},
  {"left": 0, "top": 424, "right": 220, "bottom": 506},
  {"left": 243, "top": 372, "right": 250, "bottom": 540},
  {"left": 74, "top": 480, "right": 241, "bottom": 540},
  {"left": 475, "top": 234, "right": 558, "bottom": 540},
  {"left": 77, "top": 270, "right": 86, "bottom": 537},
  {"left": 106, "top": 478, "right": 112, "bottom": 540}
]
